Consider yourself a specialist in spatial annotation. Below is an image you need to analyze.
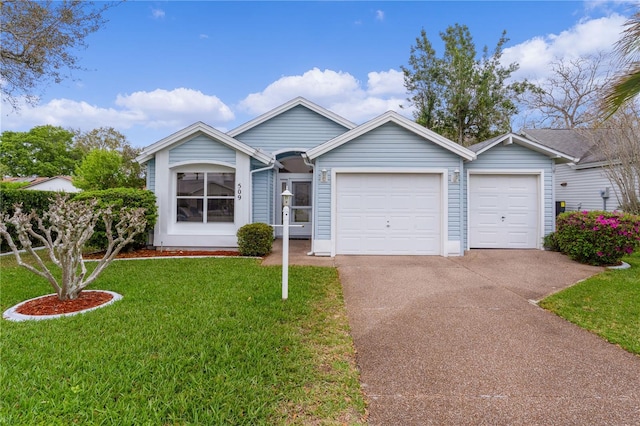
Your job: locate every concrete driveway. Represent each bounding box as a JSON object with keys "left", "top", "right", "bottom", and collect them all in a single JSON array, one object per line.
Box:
[{"left": 335, "top": 250, "right": 640, "bottom": 425}]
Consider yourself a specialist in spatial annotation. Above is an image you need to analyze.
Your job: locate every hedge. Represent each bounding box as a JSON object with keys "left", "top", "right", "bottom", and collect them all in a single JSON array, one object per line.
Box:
[{"left": 1, "top": 188, "right": 157, "bottom": 252}]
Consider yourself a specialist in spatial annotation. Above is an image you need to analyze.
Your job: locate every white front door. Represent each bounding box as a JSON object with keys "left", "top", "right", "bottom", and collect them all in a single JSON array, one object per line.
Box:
[
  {"left": 335, "top": 173, "right": 442, "bottom": 255},
  {"left": 469, "top": 174, "right": 540, "bottom": 249},
  {"left": 277, "top": 174, "right": 312, "bottom": 238}
]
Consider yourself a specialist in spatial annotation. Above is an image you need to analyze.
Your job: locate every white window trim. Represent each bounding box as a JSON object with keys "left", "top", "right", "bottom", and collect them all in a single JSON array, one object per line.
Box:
[{"left": 169, "top": 163, "right": 237, "bottom": 234}]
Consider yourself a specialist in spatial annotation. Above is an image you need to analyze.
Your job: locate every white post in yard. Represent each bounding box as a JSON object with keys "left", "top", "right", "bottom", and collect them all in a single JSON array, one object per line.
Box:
[{"left": 281, "top": 188, "right": 293, "bottom": 301}]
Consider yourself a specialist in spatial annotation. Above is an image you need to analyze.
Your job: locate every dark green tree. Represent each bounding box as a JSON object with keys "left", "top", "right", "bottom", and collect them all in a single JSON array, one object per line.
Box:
[
  {"left": 402, "top": 24, "right": 525, "bottom": 146},
  {"left": 0, "top": 125, "right": 83, "bottom": 176}
]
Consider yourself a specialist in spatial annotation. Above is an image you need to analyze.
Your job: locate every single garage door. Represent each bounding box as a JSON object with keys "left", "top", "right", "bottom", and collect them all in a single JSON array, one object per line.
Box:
[
  {"left": 336, "top": 173, "right": 442, "bottom": 255},
  {"left": 469, "top": 174, "right": 539, "bottom": 249}
]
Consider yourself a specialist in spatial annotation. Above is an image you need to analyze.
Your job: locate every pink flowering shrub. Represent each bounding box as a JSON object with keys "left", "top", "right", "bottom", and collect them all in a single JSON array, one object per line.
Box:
[{"left": 554, "top": 210, "right": 640, "bottom": 266}]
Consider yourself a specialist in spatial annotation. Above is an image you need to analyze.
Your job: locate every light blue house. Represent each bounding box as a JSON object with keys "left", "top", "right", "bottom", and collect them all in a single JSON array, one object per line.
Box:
[{"left": 136, "top": 97, "right": 574, "bottom": 256}]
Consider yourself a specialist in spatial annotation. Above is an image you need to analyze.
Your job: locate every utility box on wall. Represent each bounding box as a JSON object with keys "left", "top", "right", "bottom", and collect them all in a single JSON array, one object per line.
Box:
[{"left": 555, "top": 201, "right": 566, "bottom": 216}]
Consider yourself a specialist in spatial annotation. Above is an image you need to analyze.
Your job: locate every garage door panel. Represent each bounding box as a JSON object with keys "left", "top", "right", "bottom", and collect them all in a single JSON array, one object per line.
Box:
[
  {"left": 336, "top": 173, "right": 442, "bottom": 255},
  {"left": 469, "top": 174, "right": 539, "bottom": 249}
]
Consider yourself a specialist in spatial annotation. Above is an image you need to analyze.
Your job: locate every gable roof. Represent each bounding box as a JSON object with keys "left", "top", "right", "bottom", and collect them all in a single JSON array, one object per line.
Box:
[
  {"left": 468, "top": 133, "right": 577, "bottom": 162},
  {"left": 227, "top": 97, "right": 357, "bottom": 137},
  {"left": 520, "top": 128, "right": 609, "bottom": 165},
  {"left": 305, "top": 111, "right": 476, "bottom": 161},
  {"left": 136, "top": 121, "right": 272, "bottom": 165}
]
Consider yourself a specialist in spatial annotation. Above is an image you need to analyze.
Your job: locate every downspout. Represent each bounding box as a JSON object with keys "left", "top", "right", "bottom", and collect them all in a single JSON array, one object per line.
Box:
[{"left": 302, "top": 153, "right": 316, "bottom": 256}]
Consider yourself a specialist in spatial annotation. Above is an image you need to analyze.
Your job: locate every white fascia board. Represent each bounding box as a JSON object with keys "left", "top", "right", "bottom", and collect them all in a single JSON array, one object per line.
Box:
[
  {"left": 227, "top": 97, "right": 356, "bottom": 137},
  {"left": 307, "top": 111, "right": 476, "bottom": 161},
  {"left": 135, "top": 122, "right": 272, "bottom": 165},
  {"left": 473, "top": 133, "right": 577, "bottom": 162},
  {"left": 573, "top": 160, "right": 618, "bottom": 170}
]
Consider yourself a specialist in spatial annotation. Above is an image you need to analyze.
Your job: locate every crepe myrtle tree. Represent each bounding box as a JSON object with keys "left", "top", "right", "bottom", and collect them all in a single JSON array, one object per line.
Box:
[{"left": 0, "top": 194, "right": 147, "bottom": 300}]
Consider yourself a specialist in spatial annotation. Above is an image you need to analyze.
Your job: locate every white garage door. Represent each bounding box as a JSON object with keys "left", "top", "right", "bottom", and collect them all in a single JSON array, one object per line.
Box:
[
  {"left": 469, "top": 174, "right": 539, "bottom": 249},
  {"left": 336, "top": 173, "right": 442, "bottom": 255}
]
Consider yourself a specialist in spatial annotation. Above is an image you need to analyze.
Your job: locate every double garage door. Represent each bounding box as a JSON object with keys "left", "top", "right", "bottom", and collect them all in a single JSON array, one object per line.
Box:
[
  {"left": 468, "top": 174, "right": 540, "bottom": 249},
  {"left": 336, "top": 173, "right": 442, "bottom": 255},
  {"left": 334, "top": 172, "right": 540, "bottom": 255}
]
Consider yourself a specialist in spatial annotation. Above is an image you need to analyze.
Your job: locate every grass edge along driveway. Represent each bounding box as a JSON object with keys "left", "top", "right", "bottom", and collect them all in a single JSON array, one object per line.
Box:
[
  {"left": 0, "top": 257, "right": 367, "bottom": 425},
  {"left": 540, "top": 252, "right": 640, "bottom": 356}
]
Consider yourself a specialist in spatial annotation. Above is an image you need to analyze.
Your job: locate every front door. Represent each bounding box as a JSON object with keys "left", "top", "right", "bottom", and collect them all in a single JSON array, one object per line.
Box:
[{"left": 277, "top": 174, "right": 312, "bottom": 238}]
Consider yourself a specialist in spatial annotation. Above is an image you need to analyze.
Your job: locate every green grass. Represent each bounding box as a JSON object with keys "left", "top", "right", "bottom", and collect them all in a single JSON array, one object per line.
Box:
[
  {"left": 0, "top": 256, "right": 366, "bottom": 425},
  {"left": 539, "top": 252, "right": 640, "bottom": 355}
]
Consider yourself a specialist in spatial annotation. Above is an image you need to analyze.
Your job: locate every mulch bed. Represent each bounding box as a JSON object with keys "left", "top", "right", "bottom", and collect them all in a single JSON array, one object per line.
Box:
[
  {"left": 83, "top": 248, "right": 241, "bottom": 259},
  {"left": 16, "top": 291, "right": 114, "bottom": 316}
]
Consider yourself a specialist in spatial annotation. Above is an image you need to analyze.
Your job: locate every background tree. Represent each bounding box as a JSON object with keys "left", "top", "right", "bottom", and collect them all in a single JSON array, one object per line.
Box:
[
  {"left": 604, "top": 9, "right": 640, "bottom": 115},
  {"left": 73, "top": 149, "right": 126, "bottom": 190},
  {"left": 0, "top": 125, "right": 83, "bottom": 176},
  {"left": 590, "top": 102, "right": 640, "bottom": 214},
  {"left": 402, "top": 24, "right": 524, "bottom": 146},
  {"left": 517, "top": 54, "right": 609, "bottom": 129},
  {"left": 73, "top": 127, "right": 145, "bottom": 189},
  {"left": 0, "top": 0, "right": 116, "bottom": 108}
]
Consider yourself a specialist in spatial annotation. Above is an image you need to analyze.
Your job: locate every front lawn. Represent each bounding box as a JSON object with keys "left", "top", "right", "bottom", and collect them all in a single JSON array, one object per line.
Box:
[
  {"left": 0, "top": 257, "right": 366, "bottom": 425},
  {"left": 540, "top": 252, "right": 640, "bottom": 355}
]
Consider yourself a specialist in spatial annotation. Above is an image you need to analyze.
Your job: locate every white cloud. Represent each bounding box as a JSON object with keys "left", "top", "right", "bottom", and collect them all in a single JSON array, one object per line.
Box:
[
  {"left": 151, "top": 8, "right": 165, "bottom": 19},
  {"left": 503, "top": 14, "right": 627, "bottom": 80},
  {"left": 375, "top": 10, "right": 385, "bottom": 21},
  {"left": 2, "top": 89, "right": 235, "bottom": 144},
  {"left": 367, "top": 69, "right": 405, "bottom": 96},
  {"left": 237, "top": 68, "right": 364, "bottom": 114},
  {"left": 237, "top": 67, "right": 411, "bottom": 124}
]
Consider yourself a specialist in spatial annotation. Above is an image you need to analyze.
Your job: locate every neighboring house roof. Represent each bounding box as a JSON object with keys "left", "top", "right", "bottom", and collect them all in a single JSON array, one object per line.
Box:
[
  {"left": 305, "top": 110, "right": 477, "bottom": 161},
  {"left": 468, "top": 133, "right": 577, "bottom": 162},
  {"left": 2, "top": 176, "right": 81, "bottom": 192},
  {"left": 519, "top": 129, "right": 610, "bottom": 166},
  {"left": 136, "top": 121, "right": 272, "bottom": 165},
  {"left": 227, "top": 97, "right": 357, "bottom": 137}
]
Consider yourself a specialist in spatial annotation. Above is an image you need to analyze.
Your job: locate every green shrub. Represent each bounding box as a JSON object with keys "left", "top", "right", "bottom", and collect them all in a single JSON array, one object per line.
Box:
[
  {"left": 237, "top": 223, "right": 274, "bottom": 256},
  {"left": 0, "top": 189, "right": 59, "bottom": 252},
  {"left": 543, "top": 231, "right": 561, "bottom": 252},
  {"left": 555, "top": 210, "right": 640, "bottom": 266},
  {"left": 1, "top": 188, "right": 157, "bottom": 252},
  {"left": 74, "top": 188, "right": 157, "bottom": 250}
]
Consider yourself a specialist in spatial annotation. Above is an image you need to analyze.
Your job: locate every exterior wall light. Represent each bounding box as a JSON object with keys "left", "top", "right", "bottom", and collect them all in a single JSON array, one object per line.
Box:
[
  {"left": 451, "top": 169, "right": 460, "bottom": 184},
  {"left": 320, "top": 168, "right": 328, "bottom": 183}
]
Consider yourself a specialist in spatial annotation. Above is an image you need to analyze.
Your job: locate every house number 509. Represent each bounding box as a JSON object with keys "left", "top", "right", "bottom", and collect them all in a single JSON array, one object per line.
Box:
[{"left": 237, "top": 183, "right": 242, "bottom": 200}]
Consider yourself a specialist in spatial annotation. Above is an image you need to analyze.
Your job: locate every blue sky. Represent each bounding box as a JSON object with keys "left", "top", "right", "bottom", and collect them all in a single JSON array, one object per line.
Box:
[{"left": 2, "top": 1, "right": 636, "bottom": 148}]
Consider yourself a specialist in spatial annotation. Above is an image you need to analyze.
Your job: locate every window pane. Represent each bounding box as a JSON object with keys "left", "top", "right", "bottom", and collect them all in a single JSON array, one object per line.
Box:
[
  {"left": 177, "top": 173, "right": 204, "bottom": 196},
  {"left": 293, "top": 208, "right": 309, "bottom": 222},
  {"left": 292, "top": 182, "right": 311, "bottom": 206},
  {"left": 207, "top": 199, "right": 234, "bottom": 222},
  {"left": 207, "top": 173, "right": 235, "bottom": 196},
  {"left": 177, "top": 199, "right": 203, "bottom": 222}
]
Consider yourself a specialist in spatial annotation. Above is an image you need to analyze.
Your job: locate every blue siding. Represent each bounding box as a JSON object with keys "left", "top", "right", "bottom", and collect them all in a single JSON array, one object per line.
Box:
[
  {"left": 251, "top": 160, "right": 274, "bottom": 224},
  {"left": 464, "top": 143, "right": 555, "bottom": 249},
  {"left": 315, "top": 122, "right": 461, "bottom": 241},
  {"left": 169, "top": 134, "right": 236, "bottom": 165},
  {"left": 146, "top": 158, "right": 156, "bottom": 192},
  {"left": 235, "top": 105, "right": 349, "bottom": 153}
]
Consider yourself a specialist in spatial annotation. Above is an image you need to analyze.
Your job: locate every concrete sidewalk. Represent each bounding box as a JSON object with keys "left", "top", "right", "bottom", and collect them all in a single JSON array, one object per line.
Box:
[{"left": 336, "top": 251, "right": 640, "bottom": 425}]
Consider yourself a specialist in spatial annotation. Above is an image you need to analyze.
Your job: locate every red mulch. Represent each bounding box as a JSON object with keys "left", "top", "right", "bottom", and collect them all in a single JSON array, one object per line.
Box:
[
  {"left": 16, "top": 291, "right": 114, "bottom": 316},
  {"left": 83, "top": 248, "right": 241, "bottom": 259}
]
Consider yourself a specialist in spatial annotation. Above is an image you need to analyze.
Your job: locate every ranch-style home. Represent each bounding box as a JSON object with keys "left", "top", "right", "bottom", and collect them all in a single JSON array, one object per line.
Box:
[{"left": 136, "top": 97, "right": 574, "bottom": 256}]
